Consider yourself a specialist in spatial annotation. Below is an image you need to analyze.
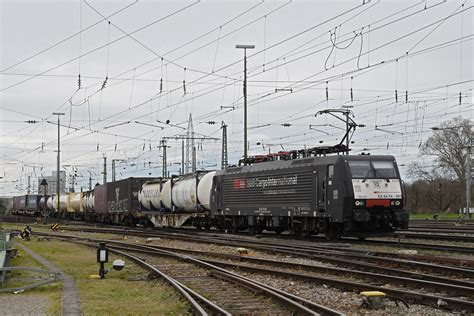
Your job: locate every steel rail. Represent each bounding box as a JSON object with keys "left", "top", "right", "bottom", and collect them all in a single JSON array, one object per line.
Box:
[
  {"left": 13, "top": 223, "right": 474, "bottom": 254},
  {"left": 205, "top": 259, "right": 474, "bottom": 311},
  {"left": 394, "top": 231, "right": 474, "bottom": 242},
  {"left": 167, "top": 234, "right": 474, "bottom": 278},
  {"left": 105, "top": 247, "right": 229, "bottom": 316},
  {"left": 88, "top": 237, "right": 474, "bottom": 311},
  {"left": 99, "top": 240, "right": 474, "bottom": 297},
  {"left": 34, "top": 226, "right": 474, "bottom": 276},
  {"left": 69, "top": 239, "right": 223, "bottom": 316},
  {"left": 358, "top": 238, "right": 474, "bottom": 254},
  {"left": 38, "top": 232, "right": 342, "bottom": 316},
  {"left": 105, "top": 241, "right": 339, "bottom": 316},
  {"left": 408, "top": 227, "right": 474, "bottom": 233}
]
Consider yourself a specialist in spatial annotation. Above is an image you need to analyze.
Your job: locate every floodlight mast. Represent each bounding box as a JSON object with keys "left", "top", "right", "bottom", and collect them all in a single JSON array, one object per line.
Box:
[
  {"left": 52, "top": 112, "right": 65, "bottom": 216},
  {"left": 236, "top": 44, "right": 255, "bottom": 164}
]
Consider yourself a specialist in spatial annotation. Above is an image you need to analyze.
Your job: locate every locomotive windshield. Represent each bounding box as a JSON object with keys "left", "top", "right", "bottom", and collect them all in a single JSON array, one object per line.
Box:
[{"left": 348, "top": 160, "right": 397, "bottom": 179}]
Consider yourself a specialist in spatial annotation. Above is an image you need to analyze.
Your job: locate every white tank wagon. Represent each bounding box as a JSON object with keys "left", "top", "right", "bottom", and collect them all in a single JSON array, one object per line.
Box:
[
  {"left": 39, "top": 195, "right": 54, "bottom": 216},
  {"left": 46, "top": 196, "right": 54, "bottom": 210},
  {"left": 138, "top": 179, "right": 163, "bottom": 211},
  {"left": 169, "top": 171, "right": 215, "bottom": 212},
  {"left": 161, "top": 179, "right": 172, "bottom": 210},
  {"left": 143, "top": 171, "right": 216, "bottom": 227},
  {"left": 82, "top": 191, "right": 95, "bottom": 211},
  {"left": 172, "top": 174, "right": 199, "bottom": 211},
  {"left": 197, "top": 171, "right": 215, "bottom": 210},
  {"left": 53, "top": 194, "right": 69, "bottom": 212},
  {"left": 68, "top": 192, "right": 83, "bottom": 213}
]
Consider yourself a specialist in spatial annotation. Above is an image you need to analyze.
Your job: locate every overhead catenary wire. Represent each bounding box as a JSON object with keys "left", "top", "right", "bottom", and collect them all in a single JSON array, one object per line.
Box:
[
  {"left": 34, "top": 1, "right": 389, "bottom": 138},
  {"left": 3, "top": 0, "right": 470, "bottom": 190},
  {"left": 0, "top": 1, "right": 201, "bottom": 93},
  {"left": 0, "top": 1, "right": 139, "bottom": 73}
]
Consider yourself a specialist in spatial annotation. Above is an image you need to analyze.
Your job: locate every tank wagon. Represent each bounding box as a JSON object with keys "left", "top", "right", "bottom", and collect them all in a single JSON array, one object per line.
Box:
[
  {"left": 137, "top": 171, "right": 216, "bottom": 227},
  {"left": 8, "top": 192, "right": 85, "bottom": 218}
]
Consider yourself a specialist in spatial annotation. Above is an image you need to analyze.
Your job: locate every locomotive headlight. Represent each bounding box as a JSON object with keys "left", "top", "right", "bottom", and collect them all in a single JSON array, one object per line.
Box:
[
  {"left": 355, "top": 200, "right": 364, "bottom": 206},
  {"left": 395, "top": 200, "right": 401, "bottom": 206}
]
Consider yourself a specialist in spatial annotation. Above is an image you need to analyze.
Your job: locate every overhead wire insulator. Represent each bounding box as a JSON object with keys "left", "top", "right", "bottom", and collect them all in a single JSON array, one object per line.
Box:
[
  {"left": 325, "top": 81, "right": 329, "bottom": 101},
  {"left": 459, "top": 92, "right": 462, "bottom": 105},
  {"left": 281, "top": 123, "right": 291, "bottom": 127},
  {"left": 395, "top": 89, "right": 398, "bottom": 103},
  {"left": 207, "top": 121, "right": 216, "bottom": 125},
  {"left": 101, "top": 76, "right": 108, "bottom": 90},
  {"left": 78, "top": 74, "right": 82, "bottom": 89},
  {"left": 159, "top": 78, "right": 163, "bottom": 93},
  {"left": 183, "top": 67, "right": 187, "bottom": 95},
  {"left": 405, "top": 90, "right": 408, "bottom": 103},
  {"left": 350, "top": 76, "right": 353, "bottom": 102}
]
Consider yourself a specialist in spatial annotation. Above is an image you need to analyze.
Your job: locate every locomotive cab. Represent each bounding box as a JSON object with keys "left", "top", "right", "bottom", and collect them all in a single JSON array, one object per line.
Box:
[{"left": 344, "top": 156, "right": 409, "bottom": 236}]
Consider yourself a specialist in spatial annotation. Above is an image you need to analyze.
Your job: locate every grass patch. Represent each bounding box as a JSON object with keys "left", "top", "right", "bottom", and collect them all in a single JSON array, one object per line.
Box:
[
  {"left": 1, "top": 238, "right": 62, "bottom": 315},
  {"left": 18, "top": 239, "right": 190, "bottom": 315}
]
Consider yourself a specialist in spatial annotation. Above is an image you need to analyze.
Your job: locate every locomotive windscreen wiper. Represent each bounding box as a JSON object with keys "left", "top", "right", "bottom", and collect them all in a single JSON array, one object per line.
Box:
[
  {"left": 361, "top": 168, "right": 374, "bottom": 182},
  {"left": 375, "top": 170, "right": 391, "bottom": 182}
]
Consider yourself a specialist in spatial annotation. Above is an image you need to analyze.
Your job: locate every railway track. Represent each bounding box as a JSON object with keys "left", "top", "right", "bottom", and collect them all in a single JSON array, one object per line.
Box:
[
  {"left": 53, "top": 224, "right": 474, "bottom": 255},
  {"left": 5, "top": 215, "right": 474, "bottom": 246},
  {"left": 393, "top": 231, "right": 474, "bottom": 243},
  {"left": 30, "top": 228, "right": 474, "bottom": 313},
  {"left": 41, "top": 233, "right": 342, "bottom": 316},
  {"left": 410, "top": 219, "right": 474, "bottom": 225},
  {"left": 7, "top": 219, "right": 474, "bottom": 272}
]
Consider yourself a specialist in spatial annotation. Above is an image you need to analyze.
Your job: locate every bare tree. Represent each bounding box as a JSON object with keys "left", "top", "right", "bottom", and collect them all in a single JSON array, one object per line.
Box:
[
  {"left": 407, "top": 161, "right": 452, "bottom": 182},
  {"left": 422, "top": 117, "right": 473, "bottom": 181},
  {"left": 406, "top": 162, "right": 460, "bottom": 212}
]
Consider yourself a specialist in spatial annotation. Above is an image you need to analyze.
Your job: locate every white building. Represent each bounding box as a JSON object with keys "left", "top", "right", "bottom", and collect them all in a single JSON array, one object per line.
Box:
[{"left": 37, "top": 171, "right": 66, "bottom": 195}]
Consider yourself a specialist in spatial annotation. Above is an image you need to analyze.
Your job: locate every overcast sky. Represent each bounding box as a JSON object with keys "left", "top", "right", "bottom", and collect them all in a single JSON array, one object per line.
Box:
[{"left": 1, "top": 0, "right": 472, "bottom": 195}]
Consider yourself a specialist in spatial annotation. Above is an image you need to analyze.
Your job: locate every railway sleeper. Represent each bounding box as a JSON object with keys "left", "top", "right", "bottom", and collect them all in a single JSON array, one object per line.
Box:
[{"left": 206, "top": 260, "right": 474, "bottom": 312}]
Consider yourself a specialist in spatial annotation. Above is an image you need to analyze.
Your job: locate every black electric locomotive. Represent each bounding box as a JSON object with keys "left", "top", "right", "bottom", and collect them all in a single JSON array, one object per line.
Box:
[{"left": 211, "top": 154, "right": 408, "bottom": 239}]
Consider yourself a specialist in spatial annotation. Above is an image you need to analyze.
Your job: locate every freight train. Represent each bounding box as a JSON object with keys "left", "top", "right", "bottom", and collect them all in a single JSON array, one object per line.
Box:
[{"left": 5, "top": 153, "right": 409, "bottom": 239}]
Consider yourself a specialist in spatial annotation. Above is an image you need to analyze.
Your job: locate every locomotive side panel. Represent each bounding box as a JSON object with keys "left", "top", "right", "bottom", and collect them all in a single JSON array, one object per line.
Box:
[{"left": 219, "top": 167, "right": 314, "bottom": 217}]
